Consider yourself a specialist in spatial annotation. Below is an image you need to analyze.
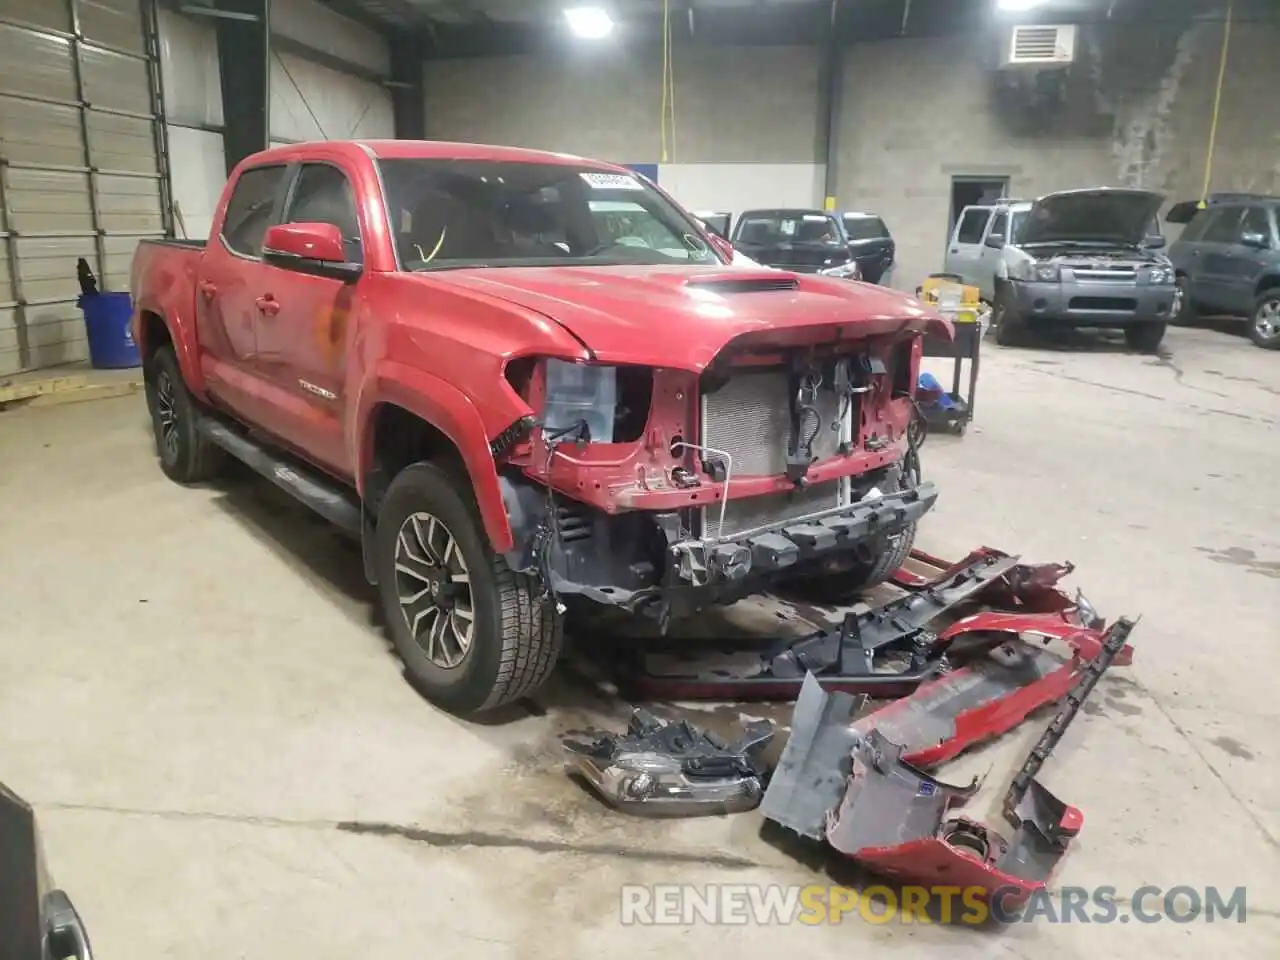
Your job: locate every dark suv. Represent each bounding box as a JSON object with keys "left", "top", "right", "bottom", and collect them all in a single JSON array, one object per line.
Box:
[
  {"left": 730, "top": 209, "right": 896, "bottom": 284},
  {"left": 1167, "top": 193, "right": 1280, "bottom": 349}
]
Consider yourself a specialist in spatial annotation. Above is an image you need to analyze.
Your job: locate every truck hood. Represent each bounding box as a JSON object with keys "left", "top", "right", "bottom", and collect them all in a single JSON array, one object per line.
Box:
[
  {"left": 1021, "top": 188, "right": 1164, "bottom": 247},
  {"left": 426, "top": 265, "right": 947, "bottom": 371}
]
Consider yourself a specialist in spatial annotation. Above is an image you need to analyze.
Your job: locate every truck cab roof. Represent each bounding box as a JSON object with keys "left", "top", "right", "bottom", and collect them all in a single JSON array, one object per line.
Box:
[{"left": 247, "top": 138, "right": 630, "bottom": 173}]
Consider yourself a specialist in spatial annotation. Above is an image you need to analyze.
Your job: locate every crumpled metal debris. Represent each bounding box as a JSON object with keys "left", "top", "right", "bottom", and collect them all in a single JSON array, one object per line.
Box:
[
  {"left": 563, "top": 710, "right": 774, "bottom": 817},
  {"left": 763, "top": 616, "right": 1136, "bottom": 910}
]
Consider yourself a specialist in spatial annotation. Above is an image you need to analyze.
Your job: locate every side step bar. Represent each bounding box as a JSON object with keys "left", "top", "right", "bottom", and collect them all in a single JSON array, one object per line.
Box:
[{"left": 198, "top": 417, "right": 363, "bottom": 536}]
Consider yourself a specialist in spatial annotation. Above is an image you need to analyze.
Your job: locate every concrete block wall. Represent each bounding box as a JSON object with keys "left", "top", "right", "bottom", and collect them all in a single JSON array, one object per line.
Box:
[
  {"left": 838, "top": 16, "right": 1280, "bottom": 288},
  {"left": 422, "top": 46, "right": 826, "bottom": 214},
  {"left": 423, "top": 45, "right": 821, "bottom": 162},
  {"left": 424, "top": 13, "right": 1280, "bottom": 290}
]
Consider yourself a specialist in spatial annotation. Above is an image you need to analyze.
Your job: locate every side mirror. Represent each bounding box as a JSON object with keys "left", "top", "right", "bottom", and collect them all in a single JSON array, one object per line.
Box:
[
  {"left": 262, "top": 222, "right": 361, "bottom": 283},
  {"left": 2, "top": 780, "right": 95, "bottom": 960},
  {"left": 984, "top": 233, "right": 1006, "bottom": 249},
  {"left": 708, "top": 233, "right": 735, "bottom": 263},
  {"left": 1144, "top": 235, "right": 1167, "bottom": 250},
  {"left": 1241, "top": 231, "right": 1269, "bottom": 250}
]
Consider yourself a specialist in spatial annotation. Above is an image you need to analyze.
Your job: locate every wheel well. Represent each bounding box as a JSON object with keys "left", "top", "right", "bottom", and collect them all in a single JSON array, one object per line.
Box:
[
  {"left": 1255, "top": 275, "right": 1280, "bottom": 297},
  {"left": 139, "top": 310, "right": 171, "bottom": 371},
  {"left": 365, "top": 403, "right": 467, "bottom": 515}
]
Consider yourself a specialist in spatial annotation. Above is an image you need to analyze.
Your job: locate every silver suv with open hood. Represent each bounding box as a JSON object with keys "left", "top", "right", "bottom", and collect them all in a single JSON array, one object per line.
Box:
[{"left": 946, "top": 188, "right": 1178, "bottom": 352}]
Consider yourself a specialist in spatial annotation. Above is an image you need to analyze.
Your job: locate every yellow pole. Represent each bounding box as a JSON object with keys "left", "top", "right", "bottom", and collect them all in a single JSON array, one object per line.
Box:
[{"left": 1199, "top": 2, "right": 1233, "bottom": 205}]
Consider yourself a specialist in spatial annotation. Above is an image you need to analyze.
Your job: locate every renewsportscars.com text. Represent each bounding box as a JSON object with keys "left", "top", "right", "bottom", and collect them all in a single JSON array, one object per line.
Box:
[{"left": 619, "top": 884, "right": 1248, "bottom": 926}]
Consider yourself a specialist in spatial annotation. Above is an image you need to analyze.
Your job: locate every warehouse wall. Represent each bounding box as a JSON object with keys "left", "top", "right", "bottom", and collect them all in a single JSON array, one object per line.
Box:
[
  {"left": 423, "top": 46, "right": 825, "bottom": 214},
  {"left": 836, "top": 15, "right": 1280, "bottom": 288},
  {"left": 424, "top": 12, "right": 1280, "bottom": 291},
  {"left": 158, "top": 8, "right": 223, "bottom": 240},
  {"left": 159, "top": 0, "right": 392, "bottom": 242}
]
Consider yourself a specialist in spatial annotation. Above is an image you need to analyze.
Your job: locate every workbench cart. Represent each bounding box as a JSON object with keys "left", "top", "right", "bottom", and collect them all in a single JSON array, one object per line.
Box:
[{"left": 916, "top": 274, "right": 986, "bottom": 437}]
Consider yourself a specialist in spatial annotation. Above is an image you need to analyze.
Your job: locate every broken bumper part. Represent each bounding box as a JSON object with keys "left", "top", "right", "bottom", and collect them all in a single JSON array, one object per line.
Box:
[
  {"left": 621, "top": 548, "right": 1022, "bottom": 701},
  {"left": 767, "top": 618, "right": 1135, "bottom": 909},
  {"left": 563, "top": 710, "right": 774, "bottom": 817}
]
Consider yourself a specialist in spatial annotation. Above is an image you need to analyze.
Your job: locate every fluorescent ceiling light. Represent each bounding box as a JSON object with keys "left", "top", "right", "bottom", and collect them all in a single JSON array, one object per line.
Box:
[
  {"left": 565, "top": 6, "right": 614, "bottom": 39},
  {"left": 997, "top": 0, "right": 1049, "bottom": 10}
]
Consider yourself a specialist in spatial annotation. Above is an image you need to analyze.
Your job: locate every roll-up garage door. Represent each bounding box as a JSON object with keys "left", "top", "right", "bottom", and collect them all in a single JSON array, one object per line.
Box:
[{"left": 0, "top": 0, "right": 169, "bottom": 376}]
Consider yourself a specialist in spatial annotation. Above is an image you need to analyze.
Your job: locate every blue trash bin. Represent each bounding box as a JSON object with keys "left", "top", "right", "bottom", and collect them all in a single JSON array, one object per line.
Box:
[{"left": 79, "top": 292, "right": 141, "bottom": 369}]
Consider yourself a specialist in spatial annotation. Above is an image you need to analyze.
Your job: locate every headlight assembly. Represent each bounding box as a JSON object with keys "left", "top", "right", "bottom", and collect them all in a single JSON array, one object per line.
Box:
[
  {"left": 1012, "top": 260, "right": 1061, "bottom": 283},
  {"left": 819, "top": 261, "right": 861, "bottom": 280},
  {"left": 1146, "top": 266, "right": 1174, "bottom": 285}
]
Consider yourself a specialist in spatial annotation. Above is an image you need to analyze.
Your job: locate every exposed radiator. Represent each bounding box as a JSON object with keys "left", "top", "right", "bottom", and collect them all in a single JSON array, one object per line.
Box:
[{"left": 699, "top": 368, "right": 852, "bottom": 539}]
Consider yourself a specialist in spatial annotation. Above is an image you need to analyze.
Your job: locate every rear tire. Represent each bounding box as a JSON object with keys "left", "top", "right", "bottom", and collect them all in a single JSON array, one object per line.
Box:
[
  {"left": 375, "top": 462, "right": 563, "bottom": 715},
  {"left": 1249, "top": 291, "right": 1280, "bottom": 349},
  {"left": 144, "top": 346, "right": 224, "bottom": 484},
  {"left": 1124, "top": 322, "right": 1167, "bottom": 353}
]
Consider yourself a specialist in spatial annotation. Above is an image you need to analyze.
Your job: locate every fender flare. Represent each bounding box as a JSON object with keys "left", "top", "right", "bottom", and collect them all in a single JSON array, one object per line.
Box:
[
  {"left": 1254, "top": 273, "right": 1280, "bottom": 297},
  {"left": 355, "top": 362, "right": 514, "bottom": 553},
  {"left": 134, "top": 296, "right": 208, "bottom": 398}
]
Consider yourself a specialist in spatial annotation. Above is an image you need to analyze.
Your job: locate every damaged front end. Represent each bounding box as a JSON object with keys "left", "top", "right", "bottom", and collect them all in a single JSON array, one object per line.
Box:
[
  {"left": 762, "top": 617, "right": 1136, "bottom": 907},
  {"left": 494, "top": 324, "right": 939, "bottom": 621}
]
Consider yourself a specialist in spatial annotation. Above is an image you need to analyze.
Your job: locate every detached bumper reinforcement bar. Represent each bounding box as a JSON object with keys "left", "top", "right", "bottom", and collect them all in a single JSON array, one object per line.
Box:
[{"left": 618, "top": 548, "right": 1020, "bottom": 701}]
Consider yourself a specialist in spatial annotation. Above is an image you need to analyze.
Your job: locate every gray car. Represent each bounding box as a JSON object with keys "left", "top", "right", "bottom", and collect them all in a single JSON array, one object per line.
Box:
[
  {"left": 1167, "top": 193, "right": 1280, "bottom": 350},
  {"left": 946, "top": 189, "right": 1178, "bottom": 352}
]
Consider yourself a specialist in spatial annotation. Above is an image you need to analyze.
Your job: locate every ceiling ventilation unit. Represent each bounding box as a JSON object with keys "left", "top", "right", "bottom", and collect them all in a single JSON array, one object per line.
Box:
[{"left": 1001, "top": 24, "right": 1078, "bottom": 67}]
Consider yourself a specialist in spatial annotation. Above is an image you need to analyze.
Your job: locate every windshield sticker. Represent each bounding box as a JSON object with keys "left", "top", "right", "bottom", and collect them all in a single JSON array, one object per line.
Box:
[{"left": 580, "top": 172, "right": 645, "bottom": 191}]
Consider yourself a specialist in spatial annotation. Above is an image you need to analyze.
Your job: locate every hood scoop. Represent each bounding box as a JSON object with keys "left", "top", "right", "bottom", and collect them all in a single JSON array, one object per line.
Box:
[{"left": 686, "top": 274, "right": 799, "bottom": 294}]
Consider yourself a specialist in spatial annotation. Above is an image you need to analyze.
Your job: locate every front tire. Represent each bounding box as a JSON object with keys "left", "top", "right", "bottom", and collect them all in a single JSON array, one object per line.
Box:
[
  {"left": 993, "top": 282, "right": 1029, "bottom": 347},
  {"left": 144, "top": 346, "right": 224, "bottom": 483},
  {"left": 1249, "top": 291, "right": 1280, "bottom": 349},
  {"left": 1171, "top": 277, "right": 1198, "bottom": 327},
  {"left": 375, "top": 462, "right": 563, "bottom": 715},
  {"left": 1124, "top": 322, "right": 1167, "bottom": 353}
]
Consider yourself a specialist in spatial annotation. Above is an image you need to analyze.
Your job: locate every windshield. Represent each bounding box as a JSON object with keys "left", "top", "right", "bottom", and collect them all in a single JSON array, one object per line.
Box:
[
  {"left": 377, "top": 159, "right": 721, "bottom": 270},
  {"left": 1011, "top": 210, "right": 1030, "bottom": 242},
  {"left": 841, "top": 215, "right": 889, "bottom": 241},
  {"left": 735, "top": 211, "right": 843, "bottom": 246}
]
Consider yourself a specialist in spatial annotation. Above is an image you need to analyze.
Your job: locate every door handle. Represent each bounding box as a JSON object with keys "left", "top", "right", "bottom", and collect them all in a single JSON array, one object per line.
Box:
[
  {"left": 255, "top": 295, "right": 280, "bottom": 317},
  {"left": 198, "top": 281, "right": 217, "bottom": 300},
  {"left": 949, "top": 248, "right": 960, "bottom": 254}
]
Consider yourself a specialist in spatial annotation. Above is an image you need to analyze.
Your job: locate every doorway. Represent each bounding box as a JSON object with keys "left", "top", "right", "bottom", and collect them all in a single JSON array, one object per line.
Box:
[{"left": 947, "top": 176, "right": 1010, "bottom": 240}]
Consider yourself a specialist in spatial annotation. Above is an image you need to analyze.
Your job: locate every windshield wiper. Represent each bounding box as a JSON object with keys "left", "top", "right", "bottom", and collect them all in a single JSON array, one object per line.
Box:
[{"left": 411, "top": 261, "right": 494, "bottom": 272}]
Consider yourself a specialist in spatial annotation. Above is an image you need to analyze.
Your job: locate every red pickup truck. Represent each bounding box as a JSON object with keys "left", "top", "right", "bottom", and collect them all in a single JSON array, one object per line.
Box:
[{"left": 131, "top": 140, "right": 948, "bottom": 715}]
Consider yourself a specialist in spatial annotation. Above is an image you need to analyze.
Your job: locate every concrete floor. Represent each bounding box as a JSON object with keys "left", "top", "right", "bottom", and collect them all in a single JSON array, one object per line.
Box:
[{"left": 1, "top": 324, "right": 1277, "bottom": 958}]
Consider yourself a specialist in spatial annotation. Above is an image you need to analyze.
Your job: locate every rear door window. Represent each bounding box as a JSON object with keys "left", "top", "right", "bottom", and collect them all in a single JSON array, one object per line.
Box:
[
  {"left": 1240, "top": 206, "right": 1272, "bottom": 246},
  {"left": 955, "top": 208, "right": 991, "bottom": 244},
  {"left": 221, "top": 165, "right": 288, "bottom": 257},
  {"left": 842, "top": 215, "right": 889, "bottom": 241}
]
